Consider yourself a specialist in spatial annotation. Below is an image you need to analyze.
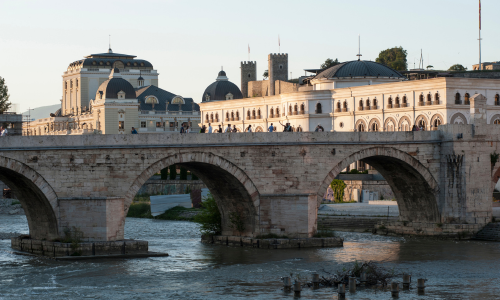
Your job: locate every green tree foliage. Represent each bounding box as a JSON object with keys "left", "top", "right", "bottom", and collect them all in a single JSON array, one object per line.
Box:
[
  {"left": 448, "top": 64, "right": 467, "bottom": 71},
  {"left": 321, "top": 58, "right": 340, "bottom": 69},
  {"left": 160, "top": 167, "right": 169, "bottom": 180},
  {"left": 0, "top": 77, "right": 12, "bottom": 113},
  {"left": 180, "top": 167, "right": 188, "bottom": 180},
  {"left": 193, "top": 193, "right": 222, "bottom": 235},
  {"left": 330, "top": 179, "right": 347, "bottom": 203},
  {"left": 169, "top": 165, "right": 177, "bottom": 180},
  {"left": 263, "top": 70, "right": 268, "bottom": 79},
  {"left": 375, "top": 47, "right": 408, "bottom": 71}
]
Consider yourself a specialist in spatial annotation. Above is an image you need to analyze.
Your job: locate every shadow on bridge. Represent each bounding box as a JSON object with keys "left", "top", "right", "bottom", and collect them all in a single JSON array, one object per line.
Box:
[{"left": 318, "top": 147, "right": 441, "bottom": 223}]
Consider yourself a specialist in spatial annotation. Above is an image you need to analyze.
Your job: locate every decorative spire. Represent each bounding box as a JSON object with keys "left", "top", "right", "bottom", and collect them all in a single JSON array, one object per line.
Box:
[
  {"left": 108, "top": 35, "right": 113, "bottom": 53},
  {"left": 356, "top": 34, "right": 362, "bottom": 61}
]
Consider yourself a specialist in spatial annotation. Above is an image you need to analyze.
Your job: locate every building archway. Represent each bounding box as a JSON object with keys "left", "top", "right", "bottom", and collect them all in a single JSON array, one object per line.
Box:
[
  {"left": 384, "top": 117, "right": 397, "bottom": 131},
  {"left": 317, "top": 147, "right": 440, "bottom": 223},
  {"left": 450, "top": 112, "right": 468, "bottom": 124},
  {"left": 0, "top": 156, "right": 59, "bottom": 240},
  {"left": 398, "top": 116, "right": 411, "bottom": 131},
  {"left": 125, "top": 152, "right": 260, "bottom": 236}
]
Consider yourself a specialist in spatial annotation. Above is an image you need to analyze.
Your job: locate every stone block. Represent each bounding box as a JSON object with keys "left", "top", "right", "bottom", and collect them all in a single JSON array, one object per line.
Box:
[{"left": 10, "top": 237, "right": 21, "bottom": 250}]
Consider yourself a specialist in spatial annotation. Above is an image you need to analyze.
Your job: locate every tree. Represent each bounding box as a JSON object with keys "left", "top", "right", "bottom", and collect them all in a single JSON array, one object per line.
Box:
[
  {"left": 263, "top": 70, "right": 268, "bottom": 79},
  {"left": 0, "top": 77, "right": 12, "bottom": 113},
  {"left": 448, "top": 64, "right": 467, "bottom": 71},
  {"left": 330, "top": 179, "right": 347, "bottom": 203},
  {"left": 375, "top": 47, "right": 408, "bottom": 71},
  {"left": 193, "top": 193, "right": 222, "bottom": 235},
  {"left": 321, "top": 58, "right": 340, "bottom": 69},
  {"left": 169, "top": 165, "right": 177, "bottom": 180}
]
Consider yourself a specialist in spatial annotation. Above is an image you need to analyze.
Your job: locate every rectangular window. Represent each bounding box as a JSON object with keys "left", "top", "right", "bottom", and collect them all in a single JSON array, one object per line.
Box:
[
  {"left": 118, "top": 121, "right": 124, "bottom": 129},
  {"left": 169, "top": 122, "right": 174, "bottom": 127},
  {"left": 156, "top": 122, "right": 162, "bottom": 128},
  {"left": 140, "top": 121, "right": 146, "bottom": 128}
]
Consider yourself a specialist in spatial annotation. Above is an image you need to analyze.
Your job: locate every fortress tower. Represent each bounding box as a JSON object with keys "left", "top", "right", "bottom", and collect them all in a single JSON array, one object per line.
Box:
[
  {"left": 240, "top": 61, "right": 256, "bottom": 98},
  {"left": 268, "top": 53, "right": 288, "bottom": 96}
]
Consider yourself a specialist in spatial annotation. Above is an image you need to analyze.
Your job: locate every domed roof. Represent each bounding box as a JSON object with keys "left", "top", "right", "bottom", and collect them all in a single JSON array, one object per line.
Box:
[
  {"left": 96, "top": 77, "right": 136, "bottom": 99},
  {"left": 314, "top": 60, "right": 405, "bottom": 80},
  {"left": 202, "top": 71, "right": 243, "bottom": 101}
]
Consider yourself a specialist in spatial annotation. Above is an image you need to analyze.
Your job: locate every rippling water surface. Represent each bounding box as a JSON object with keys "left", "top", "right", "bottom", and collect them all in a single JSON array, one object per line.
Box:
[{"left": 0, "top": 215, "right": 499, "bottom": 299}]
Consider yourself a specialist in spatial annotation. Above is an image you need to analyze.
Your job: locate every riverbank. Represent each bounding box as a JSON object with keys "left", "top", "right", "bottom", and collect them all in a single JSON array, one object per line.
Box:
[
  {"left": 0, "top": 199, "right": 24, "bottom": 215},
  {"left": 127, "top": 201, "right": 201, "bottom": 221}
]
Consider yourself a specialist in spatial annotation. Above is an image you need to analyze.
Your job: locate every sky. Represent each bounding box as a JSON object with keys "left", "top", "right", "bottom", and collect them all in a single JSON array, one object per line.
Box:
[{"left": 0, "top": 0, "right": 498, "bottom": 113}]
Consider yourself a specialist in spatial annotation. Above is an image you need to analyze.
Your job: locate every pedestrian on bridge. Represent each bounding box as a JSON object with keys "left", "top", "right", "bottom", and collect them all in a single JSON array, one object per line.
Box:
[
  {"left": 208, "top": 123, "right": 213, "bottom": 133},
  {"left": 247, "top": 125, "right": 252, "bottom": 132},
  {"left": 131, "top": 127, "right": 138, "bottom": 134},
  {"left": 268, "top": 123, "right": 274, "bottom": 132},
  {"left": 232, "top": 125, "right": 238, "bottom": 132},
  {"left": 200, "top": 125, "right": 206, "bottom": 133},
  {"left": 224, "top": 124, "right": 232, "bottom": 133},
  {"left": 218, "top": 125, "right": 222, "bottom": 133}
]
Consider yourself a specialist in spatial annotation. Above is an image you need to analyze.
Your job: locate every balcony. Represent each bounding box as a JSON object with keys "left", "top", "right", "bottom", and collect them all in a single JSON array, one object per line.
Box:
[
  {"left": 418, "top": 101, "right": 425, "bottom": 106},
  {"left": 426, "top": 101, "right": 432, "bottom": 106},
  {"left": 464, "top": 100, "right": 470, "bottom": 105},
  {"left": 386, "top": 104, "right": 393, "bottom": 109},
  {"left": 299, "top": 110, "right": 305, "bottom": 114},
  {"left": 342, "top": 108, "right": 347, "bottom": 112},
  {"left": 334, "top": 108, "right": 341, "bottom": 113},
  {"left": 371, "top": 106, "right": 377, "bottom": 110},
  {"left": 455, "top": 100, "right": 462, "bottom": 104},
  {"left": 358, "top": 106, "right": 364, "bottom": 111},
  {"left": 365, "top": 106, "right": 370, "bottom": 111},
  {"left": 293, "top": 111, "right": 298, "bottom": 115},
  {"left": 394, "top": 103, "right": 400, "bottom": 108},
  {"left": 433, "top": 101, "right": 439, "bottom": 105},
  {"left": 269, "top": 114, "right": 275, "bottom": 118}
]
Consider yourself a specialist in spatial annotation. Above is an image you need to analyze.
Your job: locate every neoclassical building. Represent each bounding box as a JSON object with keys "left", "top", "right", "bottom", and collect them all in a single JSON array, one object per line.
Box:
[
  {"left": 24, "top": 49, "right": 200, "bottom": 135},
  {"left": 199, "top": 58, "right": 500, "bottom": 134}
]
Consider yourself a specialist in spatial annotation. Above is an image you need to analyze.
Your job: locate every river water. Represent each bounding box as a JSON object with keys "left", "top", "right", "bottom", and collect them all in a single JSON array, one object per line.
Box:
[{"left": 0, "top": 215, "right": 499, "bottom": 299}]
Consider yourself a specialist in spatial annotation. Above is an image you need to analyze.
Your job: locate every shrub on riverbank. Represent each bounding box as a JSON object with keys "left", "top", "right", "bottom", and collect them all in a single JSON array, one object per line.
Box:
[{"left": 193, "top": 194, "right": 221, "bottom": 235}]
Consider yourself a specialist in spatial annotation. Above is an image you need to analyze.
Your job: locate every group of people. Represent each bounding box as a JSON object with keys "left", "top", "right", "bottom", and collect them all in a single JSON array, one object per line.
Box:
[
  {"left": 0, "top": 126, "right": 8, "bottom": 136},
  {"left": 411, "top": 124, "right": 425, "bottom": 131},
  {"left": 199, "top": 122, "right": 304, "bottom": 133}
]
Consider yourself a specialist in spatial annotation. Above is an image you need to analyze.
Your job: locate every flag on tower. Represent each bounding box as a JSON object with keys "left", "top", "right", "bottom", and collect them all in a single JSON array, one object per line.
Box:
[
  {"left": 248, "top": 44, "right": 250, "bottom": 54},
  {"left": 479, "top": 0, "right": 481, "bottom": 30},
  {"left": 278, "top": 35, "right": 280, "bottom": 47}
]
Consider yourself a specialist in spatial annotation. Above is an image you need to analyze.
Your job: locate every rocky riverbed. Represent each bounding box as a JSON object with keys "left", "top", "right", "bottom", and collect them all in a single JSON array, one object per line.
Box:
[{"left": 0, "top": 199, "right": 24, "bottom": 215}]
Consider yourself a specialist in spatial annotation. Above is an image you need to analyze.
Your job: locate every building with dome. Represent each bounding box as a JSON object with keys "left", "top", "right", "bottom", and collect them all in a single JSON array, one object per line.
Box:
[
  {"left": 202, "top": 70, "right": 243, "bottom": 102},
  {"left": 199, "top": 53, "right": 500, "bottom": 140},
  {"left": 23, "top": 49, "right": 200, "bottom": 135}
]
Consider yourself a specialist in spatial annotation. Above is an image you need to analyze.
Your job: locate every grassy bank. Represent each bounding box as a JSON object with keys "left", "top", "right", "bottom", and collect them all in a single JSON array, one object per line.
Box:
[{"left": 127, "top": 202, "right": 200, "bottom": 221}]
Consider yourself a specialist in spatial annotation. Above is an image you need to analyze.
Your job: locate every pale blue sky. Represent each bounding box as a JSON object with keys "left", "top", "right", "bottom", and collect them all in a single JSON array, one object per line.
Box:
[{"left": 0, "top": 0, "right": 497, "bottom": 112}]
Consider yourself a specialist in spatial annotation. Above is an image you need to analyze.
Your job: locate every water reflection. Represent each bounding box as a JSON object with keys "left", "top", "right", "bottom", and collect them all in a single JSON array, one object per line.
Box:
[{"left": 0, "top": 215, "right": 499, "bottom": 299}]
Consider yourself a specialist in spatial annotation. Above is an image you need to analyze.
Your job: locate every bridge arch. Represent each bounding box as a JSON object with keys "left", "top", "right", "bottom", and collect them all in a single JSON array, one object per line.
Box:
[
  {"left": 125, "top": 152, "right": 260, "bottom": 236},
  {"left": 0, "top": 156, "right": 59, "bottom": 240},
  {"left": 318, "top": 147, "right": 440, "bottom": 223}
]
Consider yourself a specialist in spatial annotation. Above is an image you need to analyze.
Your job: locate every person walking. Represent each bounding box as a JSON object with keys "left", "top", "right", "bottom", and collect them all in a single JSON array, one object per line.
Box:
[
  {"left": 0, "top": 126, "right": 7, "bottom": 136},
  {"left": 268, "top": 123, "right": 274, "bottom": 132},
  {"left": 180, "top": 124, "right": 186, "bottom": 134},
  {"left": 232, "top": 125, "right": 237, "bottom": 132},
  {"left": 185, "top": 125, "right": 190, "bottom": 133},
  {"left": 224, "top": 124, "right": 231, "bottom": 133},
  {"left": 200, "top": 125, "right": 206, "bottom": 133},
  {"left": 218, "top": 125, "right": 222, "bottom": 133},
  {"left": 208, "top": 123, "right": 213, "bottom": 133},
  {"left": 314, "top": 125, "right": 320, "bottom": 132},
  {"left": 131, "top": 127, "right": 138, "bottom": 134},
  {"left": 247, "top": 125, "right": 252, "bottom": 132}
]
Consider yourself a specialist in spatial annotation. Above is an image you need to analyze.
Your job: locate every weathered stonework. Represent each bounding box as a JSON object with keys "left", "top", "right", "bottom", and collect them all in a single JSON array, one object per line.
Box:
[
  {"left": 201, "top": 235, "right": 343, "bottom": 249},
  {"left": 0, "top": 124, "right": 498, "bottom": 243}
]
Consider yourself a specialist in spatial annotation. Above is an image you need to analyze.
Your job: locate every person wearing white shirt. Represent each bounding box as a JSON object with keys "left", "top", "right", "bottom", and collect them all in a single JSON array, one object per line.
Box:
[
  {"left": 208, "top": 123, "right": 213, "bottom": 133},
  {"left": 224, "top": 124, "right": 231, "bottom": 133},
  {"left": 247, "top": 125, "right": 252, "bottom": 132},
  {"left": 0, "top": 127, "right": 7, "bottom": 136}
]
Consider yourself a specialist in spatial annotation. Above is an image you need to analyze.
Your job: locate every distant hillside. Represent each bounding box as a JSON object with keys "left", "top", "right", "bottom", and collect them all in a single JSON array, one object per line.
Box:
[{"left": 22, "top": 104, "right": 60, "bottom": 121}]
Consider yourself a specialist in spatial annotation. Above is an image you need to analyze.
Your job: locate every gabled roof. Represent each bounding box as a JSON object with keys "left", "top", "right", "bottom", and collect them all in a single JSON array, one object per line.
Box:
[{"left": 136, "top": 85, "right": 199, "bottom": 111}]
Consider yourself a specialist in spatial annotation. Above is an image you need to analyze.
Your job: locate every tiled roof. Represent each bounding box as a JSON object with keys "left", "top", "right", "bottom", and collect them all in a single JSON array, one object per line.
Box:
[
  {"left": 136, "top": 85, "right": 199, "bottom": 112},
  {"left": 97, "top": 78, "right": 136, "bottom": 99},
  {"left": 202, "top": 80, "right": 243, "bottom": 102}
]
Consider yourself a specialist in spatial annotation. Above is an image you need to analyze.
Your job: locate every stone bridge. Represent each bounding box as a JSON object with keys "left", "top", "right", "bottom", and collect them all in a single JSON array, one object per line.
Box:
[{"left": 1, "top": 121, "right": 499, "bottom": 242}]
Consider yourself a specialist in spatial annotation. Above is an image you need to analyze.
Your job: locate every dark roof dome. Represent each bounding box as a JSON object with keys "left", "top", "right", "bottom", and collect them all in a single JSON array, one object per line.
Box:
[
  {"left": 96, "top": 78, "right": 136, "bottom": 99},
  {"left": 202, "top": 71, "right": 243, "bottom": 102},
  {"left": 314, "top": 60, "right": 405, "bottom": 79},
  {"left": 138, "top": 76, "right": 144, "bottom": 80}
]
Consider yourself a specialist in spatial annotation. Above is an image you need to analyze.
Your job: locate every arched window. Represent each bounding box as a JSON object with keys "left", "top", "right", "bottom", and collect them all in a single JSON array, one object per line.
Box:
[
  {"left": 434, "top": 118, "right": 441, "bottom": 128},
  {"left": 395, "top": 97, "right": 400, "bottom": 105},
  {"left": 300, "top": 103, "right": 305, "bottom": 112},
  {"left": 495, "top": 94, "right": 499, "bottom": 106},
  {"left": 289, "top": 105, "right": 292, "bottom": 113},
  {"left": 315, "top": 102, "right": 322, "bottom": 113},
  {"left": 252, "top": 109, "right": 256, "bottom": 117},
  {"left": 210, "top": 113, "right": 214, "bottom": 120},
  {"left": 205, "top": 113, "right": 209, "bottom": 120},
  {"left": 358, "top": 123, "right": 365, "bottom": 132},
  {"left": 276, "top": 107, "right": 280, "bottom": 116},
  {"left": 419, "top": 94, "right": 424, "bottom": 102},
  {"left": 231, "top": 111, "right": 235, "bottom": 119},
  {"left": 427, "top": 94, "right": 432, "bottom": 102},
  {"left": 359, "top": 100, "right": 364, "bottom": 107},
  {"left": 465, "top": 93, "right": 470, "bottom": 105},
  {"left": 247, "top": 110, "right": 251, "bottom": 118},
  {"left": 257, "top": 108, "right": 261, "bottom": 117},
  {"left": 215, "top": 113, "right": 219, "bottom": 121},
  {"left": 270, "top": 108, "right": 274, "bottom": 116},
  {"left": 343, "top": 101, "right": 347, "bottom": 109},
  {"left": 236, "top": 111, "right": 240, "bottom": 119},
  {"left": 402, "top": 96, "right": 407, "bottom": 105},
  {"left": 495, "top": 119, "right": 500, "bottom": 125},
  {"left": 371, "top": 123, "right": 378, "bottom": 131},
  {"left": 337, "top": 102, "right": 341, "bottom": 109},
  {"left": 435, "top": 93, "right": 440, "bottom": 104},
  {"left": 226, "top": 112, "right": 229, "bottom": 119},
  {"left": 294, "top": 104, "right": 298, "bottom": 112},
  {"left": 388, "top": 97, "right": 393, "bottom": 105},
  {"left": 373, "top": 98, "right": 378, "bottom": 107},
  {"left": 366, "top": 99, "right": 370, "bottom": 107},
  {"left": 455, "top": 92, "right": 461, "bottom": 104},
  {"left": 418, "top": 119, "right": 426, "bottom": 130}
]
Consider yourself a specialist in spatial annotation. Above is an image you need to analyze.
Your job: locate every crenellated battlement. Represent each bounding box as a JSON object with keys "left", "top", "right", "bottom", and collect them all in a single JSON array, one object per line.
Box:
[
  {"left": 241, "top": 61, "right": 256, "bottom": 66},
  {"left": 269, "top": 53, "right": 288, "bottom": 57}
]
